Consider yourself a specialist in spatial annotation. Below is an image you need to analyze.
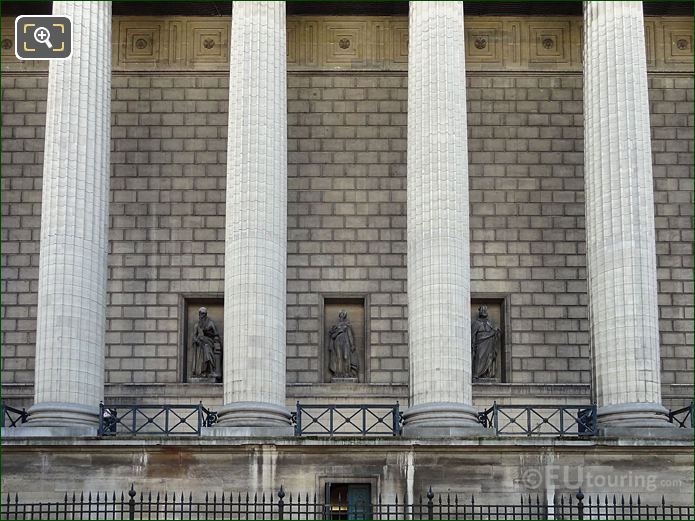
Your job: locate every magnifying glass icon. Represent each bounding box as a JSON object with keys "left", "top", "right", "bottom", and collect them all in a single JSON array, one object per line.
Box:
[{"left": 34, "top": 26, "right": 53, "bottom": 49}]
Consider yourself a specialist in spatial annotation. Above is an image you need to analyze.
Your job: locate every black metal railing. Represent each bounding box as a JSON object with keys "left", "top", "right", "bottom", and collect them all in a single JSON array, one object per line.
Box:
[
  {"left": 2, "top": 486, "right": 693, "bottom": 520},
  {"left": 293, "top": 403, "right": 402, "bottom": 436},
  {"left": 6, "top": 400, "right": 692, "bottom": 438},
  {"left": 0, "top": 403, "right": 29, "bottom": 428},
  {"left": 668, "top": 401, "right": 694, "bottom": 429},
  {"left": 478, "top": 403, "right": 598, "bottom": 436},
  {"left": 98, "top": 403, "right": 217, "bottom": 437}
]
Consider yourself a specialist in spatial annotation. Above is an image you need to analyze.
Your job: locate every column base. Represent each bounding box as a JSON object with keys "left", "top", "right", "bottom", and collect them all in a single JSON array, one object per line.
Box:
[
  {"left": 401, "top": 402, "right": 488, "bottom": 438},
  {"left": 7, "top": 402, "right": 99, "bottom": 436},
  {"left": 598, "top": 402, "right": 690, "bottom": 439},
  {"left": 204, "top": 401, "right": 294, "bottom": 437}
]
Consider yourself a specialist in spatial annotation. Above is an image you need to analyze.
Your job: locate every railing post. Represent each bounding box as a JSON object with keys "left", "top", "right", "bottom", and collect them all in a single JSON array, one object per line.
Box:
[
  {"left": 393, "top": 402, "right": 400, "bottom": 436},
  {"left": 493, "top": 401, "right": 499, "bottom": 435},
  {"left": 295, "top": 402, "right": 301, "bottom": 436},
  {"left": 197, "top": 402, "right": 203, "bottom": 435},
  {"left": 278, "top": 485, "right": 285, "bottom": 520},
  {"left": 128, "top": 484, "right": 136, "bottom": 521},
  {"left": 576, "top": 489, "right": 584, "bottom": 521},
  {"left": 427, "top": 487, "right": 434, "bottom": 520},
  {"left": 98, "top": 402, "right": 104, "bottom": 436},
  {"left": 1, "top": 404, "right": 5, "bottom": 428},
  {"left": 690, "top": 401, "right": 694, "bottom": 429}
]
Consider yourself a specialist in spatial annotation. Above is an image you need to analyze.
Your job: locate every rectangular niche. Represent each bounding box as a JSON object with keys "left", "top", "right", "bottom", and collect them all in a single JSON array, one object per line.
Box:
[
  {"left": 180, "top": 295, "right": 224, "bottom": 383},
  {"left": 320, "top": 295, "right": 369, "bottom": 384},
  {"left": 470, "top": 295, "right": 510, "bottom": 383}
]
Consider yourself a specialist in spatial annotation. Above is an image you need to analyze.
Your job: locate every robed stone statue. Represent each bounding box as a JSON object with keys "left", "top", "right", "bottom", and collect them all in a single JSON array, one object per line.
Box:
[
  {"left": 328, "top": 310, "right": 359, "bottom": 380},
  {"left": 191, "top": 307, "right": 222, "bottom": 382},
  {"left": 471, "top": 305, "right": 501, "bottom": 380}
]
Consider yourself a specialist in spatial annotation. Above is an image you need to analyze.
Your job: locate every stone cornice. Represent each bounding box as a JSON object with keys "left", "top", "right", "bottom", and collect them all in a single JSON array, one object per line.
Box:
[{"left": 2, "top": 16, "right": 692, "bottom": 73}]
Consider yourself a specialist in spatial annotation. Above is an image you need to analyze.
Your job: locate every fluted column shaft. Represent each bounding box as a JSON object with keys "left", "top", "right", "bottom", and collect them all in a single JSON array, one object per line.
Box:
[
  {"left": 584, "top": 1, "right": 669, "bottom": 428},
  {"left": 216, "top": 1, "right": 291, "bottom": 434},
  {"left": 28, "top": 2, "right": 111, "bottom": 431},
  {"left": 402, "top": 1, "right": 481, "bottom": 436}
]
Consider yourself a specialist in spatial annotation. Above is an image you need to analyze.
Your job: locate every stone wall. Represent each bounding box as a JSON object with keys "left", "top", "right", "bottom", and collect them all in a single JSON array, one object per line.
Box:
[
  {"left": 1, "top": 69, "right": 692, "bottom": 399},
  {"left": 1, "top": 440, "right": 692, "bottom": 506}
]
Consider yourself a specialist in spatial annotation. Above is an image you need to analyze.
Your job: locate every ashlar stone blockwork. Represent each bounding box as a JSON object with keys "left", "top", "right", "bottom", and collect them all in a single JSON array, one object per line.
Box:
[{"left": 0, "top": 71, "right": 692, "bottom": 399}]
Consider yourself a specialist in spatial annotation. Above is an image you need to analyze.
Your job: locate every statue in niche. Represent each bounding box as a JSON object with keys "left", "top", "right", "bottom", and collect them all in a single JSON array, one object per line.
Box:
[
  {"left": 471, "top": 305, "right": 501, "bottom": 380},
  {"left": 191, "top": 307, "right": 222, "bottom": 382},
  {"left": 328, "top": 310, "right": 359, "bottom": 380}
]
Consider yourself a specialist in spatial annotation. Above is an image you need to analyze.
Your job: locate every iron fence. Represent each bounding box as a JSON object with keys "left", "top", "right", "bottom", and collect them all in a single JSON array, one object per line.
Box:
[
  {"left": 1, "top": 403, "right": 28, "bottom": 428},
  {"left": 2, "top": 486, "right": 693, "bottom": 520},
  {"left": 293, "top": 403, "right": 402, "bottom": 436},
  {"left": 478, "top": 403, "right": 598, "bottom": 436},
  {"left": 98, "top": 403, "right": 217, "bottom": 436},
  {"left": 668, "top": 401, "right": 694, "bottom": 429},
  {"left": 5, "top": 401, "right": 692, "bottom": 438}
]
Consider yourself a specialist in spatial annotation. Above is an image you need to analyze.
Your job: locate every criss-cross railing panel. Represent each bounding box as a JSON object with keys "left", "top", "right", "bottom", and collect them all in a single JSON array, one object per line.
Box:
[
  {"left": 479, "top": 404, "right": 597, "bottom": 436},
  {"left": 98, "top": 404, "right": 217, "bottom": 436},
  {"left": 294, "top": 403, "right": 401, "bottom": 436}
]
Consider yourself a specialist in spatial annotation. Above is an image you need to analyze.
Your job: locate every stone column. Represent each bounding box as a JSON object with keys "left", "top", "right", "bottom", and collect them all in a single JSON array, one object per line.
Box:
[
  {"left": 26, "top": 1, "right": 111, "bottom": 434},
  {"left": 213, "top": 1, "right": 292, "bottom": 436},
  {"left": 402, "top": 1, "right": 483, "bottom": 437},
  {"left": 583, "top": 2, "right": 671, "bottom": 431}
]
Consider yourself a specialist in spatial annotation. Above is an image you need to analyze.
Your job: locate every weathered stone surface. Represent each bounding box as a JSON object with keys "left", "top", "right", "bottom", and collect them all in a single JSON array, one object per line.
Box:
[{"left": 1, "top": 440, "right": 692, "bottom": 506}]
